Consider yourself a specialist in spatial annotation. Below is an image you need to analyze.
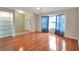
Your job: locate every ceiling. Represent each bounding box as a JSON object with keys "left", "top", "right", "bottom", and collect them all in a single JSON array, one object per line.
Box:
[{"left": 10, "top": 7, "right": 74, "bottom": 14}]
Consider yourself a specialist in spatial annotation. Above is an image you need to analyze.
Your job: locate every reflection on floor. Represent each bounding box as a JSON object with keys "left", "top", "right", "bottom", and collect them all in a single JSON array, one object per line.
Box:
[
  {"left": 0, "top": 32, "right": 78, "bottom": 51},
  {"left": 49, "top": 36, "right": 56, "bottom": 50}
]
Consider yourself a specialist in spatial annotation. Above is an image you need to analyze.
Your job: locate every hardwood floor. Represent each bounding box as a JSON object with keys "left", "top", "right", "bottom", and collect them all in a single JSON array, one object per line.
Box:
[{"left": 0, "top": 32, "right": 78, "bottom": 51}]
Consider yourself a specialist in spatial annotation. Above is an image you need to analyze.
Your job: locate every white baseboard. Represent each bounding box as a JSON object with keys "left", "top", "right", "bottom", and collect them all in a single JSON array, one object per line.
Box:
[
  {"left": 77, "top": 36, "right": 79, "bottom": 47},
  {"left": 0, "top": 32, "right": 31, "bottom": 38},
  {"left": 64, "top": 35, "right": 78, "bottom": 40},
  {"left": 15, "top": 31, "right": 31, "bottom": 36},
  {"left": 0, "top": 34, "right": 12, "bottom": 38},
  {"left": 78, "top": 40, "right": 79, "bottom": 48},
  {"left": 64, "top": 33, "right": 78, "bottom": 40}
]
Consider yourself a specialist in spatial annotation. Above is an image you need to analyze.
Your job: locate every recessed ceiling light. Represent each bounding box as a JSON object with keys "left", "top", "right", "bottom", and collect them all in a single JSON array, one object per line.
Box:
[
  {"left": 36, "top": 7, "right": 40, "bottom": 10},
  {"left": 16, "top": 10, "right": 25, "bottom": 14}
]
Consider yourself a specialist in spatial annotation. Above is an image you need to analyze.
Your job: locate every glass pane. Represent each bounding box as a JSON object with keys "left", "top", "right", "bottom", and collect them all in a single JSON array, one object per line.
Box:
[
  {"left": 49, "top": 16, "right": 56, "bottom": 22},
  {"left": 55, "top": 14, "right": 65, "bottom": 35},
  {"left": 49, "top": 23, "right": 56, "bottom": 29},
  {"left": 49, "top": 16, "right": 56, "bottom": 32}
]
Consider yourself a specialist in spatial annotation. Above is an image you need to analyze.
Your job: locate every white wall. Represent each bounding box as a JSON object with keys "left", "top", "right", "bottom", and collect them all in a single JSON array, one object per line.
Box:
[
  {"left": 78, "top": 8, "right": 79, "bottom": 38},
  {"left": 35, "top": 15, "right": 41, "bottom": 32},
  {"left": 77, "top": 8, "right": 79, "bottom": 46},
  {"left": 64, "top": 8, "right": 78, "bottom": 39},
  {"left": 25, "top": 12, "right": 36, "bottom": 32}
]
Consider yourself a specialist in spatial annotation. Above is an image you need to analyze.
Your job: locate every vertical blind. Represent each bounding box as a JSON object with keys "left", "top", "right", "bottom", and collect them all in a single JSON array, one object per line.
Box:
[{"left": 0, "top": 11, "right": 13, "bottom": 38}]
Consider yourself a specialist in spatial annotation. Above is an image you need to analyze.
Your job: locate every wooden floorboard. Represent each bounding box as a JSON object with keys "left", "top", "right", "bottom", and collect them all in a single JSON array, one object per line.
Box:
[{"left": 0, "top": 32, "right": 78, "bottom": 51}]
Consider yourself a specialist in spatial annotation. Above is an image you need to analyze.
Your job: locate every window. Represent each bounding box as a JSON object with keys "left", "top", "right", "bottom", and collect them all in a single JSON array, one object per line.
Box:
[
  {"left": 49, "top": 16, "right": 56, "bottom": 31},
  {"left": 0, "top": 11, "right": 13, "bottom": 38},
  {"left": 55, "top": 14, "right": 65, "bottom": 35}
]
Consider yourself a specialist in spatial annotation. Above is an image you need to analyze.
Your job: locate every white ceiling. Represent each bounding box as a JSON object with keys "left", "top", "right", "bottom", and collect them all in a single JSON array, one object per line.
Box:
[{"left": 10, "top": 7, "right": 74, "bottom": 14}]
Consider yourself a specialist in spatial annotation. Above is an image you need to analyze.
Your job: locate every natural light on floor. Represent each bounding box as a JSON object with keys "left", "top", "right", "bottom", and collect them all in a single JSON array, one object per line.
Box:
[
  {"left": 62, "top": 40, "right": 66, "bottom": 51},
  {"left": 19, "top": 46, "right": 24, "bottom": 51},
  {"left": 48, "top": 36, "right": 56, "bottom": 50}
]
